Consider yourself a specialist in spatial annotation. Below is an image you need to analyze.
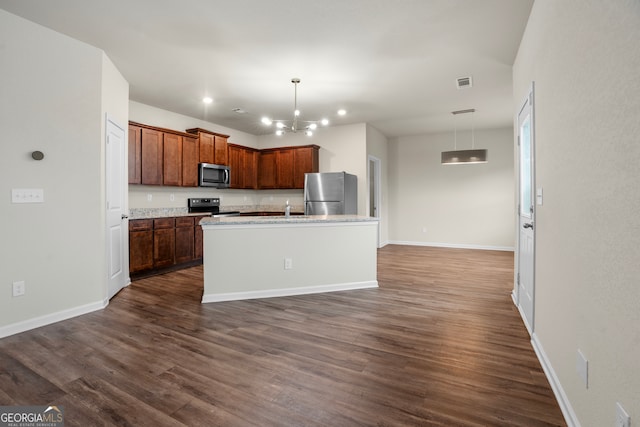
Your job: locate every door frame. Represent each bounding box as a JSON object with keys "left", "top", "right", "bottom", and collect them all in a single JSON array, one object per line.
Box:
[
  {"left": 105, "top": 114, "right": 129, "bottom": 300},
  {"left": 513, "top": 83, "right": 536, "bottom": 334},
  {"left": 367, "top": 155, "right": 382, "bottom": 248}
]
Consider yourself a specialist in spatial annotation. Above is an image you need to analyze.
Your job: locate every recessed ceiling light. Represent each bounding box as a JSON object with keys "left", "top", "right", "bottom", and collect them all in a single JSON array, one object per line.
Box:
[
  {"left": 337, "top": 109, "right": 347, "bottom": 116},
  {"left": 202, "top": 97, "right": 213, "bottom": 104}
]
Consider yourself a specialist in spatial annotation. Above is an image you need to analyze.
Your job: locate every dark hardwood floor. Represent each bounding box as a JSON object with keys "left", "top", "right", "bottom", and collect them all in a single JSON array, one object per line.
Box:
[{"left": 0, "top": 245, "right": 566, "bottom": 426}]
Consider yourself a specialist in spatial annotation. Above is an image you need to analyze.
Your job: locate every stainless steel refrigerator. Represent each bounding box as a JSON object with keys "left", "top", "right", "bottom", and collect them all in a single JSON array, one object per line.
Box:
[{"left": 304, "top": 172, "right": 357, "bottom": 215}]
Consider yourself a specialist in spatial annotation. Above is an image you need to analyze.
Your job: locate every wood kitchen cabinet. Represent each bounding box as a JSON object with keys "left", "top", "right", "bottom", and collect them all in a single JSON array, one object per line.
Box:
[
  {"left": 141, "top": 127, "right": 163, "bottom": 185},
  {"left": 163, "top": 133, "right": 182, "bottom": 186},
  {"left": 153, "top": 218, "right": 175, "bottom": 268},
  {"left": 228, "top": 143, "right": 258, "bottom": 189},
  {"left": 129, "top": 121, "right": 200, "bottom": 187},
  {"left": 276, "top": 148, "right": 295, "bottom": 188},
  {"left": 129, "top": 219, "right": 153, "bottom": 273},
  {"left": 293, "top": 145, "right": 319, "bottom": 189},
  {"left": 257, "top": 145, "right": 319, "bottom": 189},
  {"left": 175, "top": 216, "right": 195, "bottom": 263},
  {"left": 130, "top": 215, "right": 207, "bottom": 278},
  {"left": 181, "top": 135, "right": 199, "bottom": 187},
  {"left": 130, "top": 121, "right": 318, "bottom": 190},
  {"left": 128, "top": 124, "right": 142, "bottom": 184},
  {"left": 186, "top": 128, "right": 230, "bottom": 166},
  {"left": 258, "top": 150, "right": 277, "bottom": 189}
]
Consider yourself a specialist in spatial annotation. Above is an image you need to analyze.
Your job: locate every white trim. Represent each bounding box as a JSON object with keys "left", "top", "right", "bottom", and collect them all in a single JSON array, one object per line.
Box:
[
  {"left": 202, "top": 280, "right": 378, "bottom": 303},
  {"left": 0, "top": 299, "right": 108, "bottom": 339},
  {"left": 531, "top": 333, "right": 581, "bottom": 427},
  {"left": 387, "top": 240, "right": 514, "bottom": 252}
]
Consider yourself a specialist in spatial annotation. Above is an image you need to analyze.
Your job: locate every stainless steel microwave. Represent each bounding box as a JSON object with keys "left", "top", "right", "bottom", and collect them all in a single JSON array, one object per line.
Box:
[{"left": 198, "top": 163, "right": 230, "bottom": 188}]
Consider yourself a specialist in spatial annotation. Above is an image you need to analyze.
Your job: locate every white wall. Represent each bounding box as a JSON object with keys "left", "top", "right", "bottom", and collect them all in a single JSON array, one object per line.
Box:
[
  {"left": 388, "top": 128, "right": 515, "bottom": 250},
  {"left": 513, "top": 1, "right": 640, "bottom": 425},
  {"left": 0, "top": 10, "right": 128, "bottom": 335}
]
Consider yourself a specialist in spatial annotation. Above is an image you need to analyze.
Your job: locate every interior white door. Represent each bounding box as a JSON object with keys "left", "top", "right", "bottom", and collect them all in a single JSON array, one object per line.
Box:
[
  {"left": 106, "top": 116, "right": 127, "bottom": 299},
  {"left": 516, "top": 86, "right": 535, "bottom": 334}
]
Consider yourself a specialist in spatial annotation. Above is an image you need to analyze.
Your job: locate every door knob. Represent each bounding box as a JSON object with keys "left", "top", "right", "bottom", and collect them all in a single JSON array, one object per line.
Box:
[{"left": 523, "top": 222, "right": 533, "bottom": 229}]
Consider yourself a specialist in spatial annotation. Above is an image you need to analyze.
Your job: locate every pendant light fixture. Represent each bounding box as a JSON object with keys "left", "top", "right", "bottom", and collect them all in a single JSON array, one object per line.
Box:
[
  {"left": 261, "top": 78, "right": 329, "bottom": 136},
  {"left": 441, "top": 108, "right": 488, "bottom": 165}
]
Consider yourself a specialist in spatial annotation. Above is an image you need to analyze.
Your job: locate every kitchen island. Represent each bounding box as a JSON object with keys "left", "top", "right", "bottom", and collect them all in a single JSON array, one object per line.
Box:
[{"left": 200, "top": 215, "right": 379, "bottom": 303}]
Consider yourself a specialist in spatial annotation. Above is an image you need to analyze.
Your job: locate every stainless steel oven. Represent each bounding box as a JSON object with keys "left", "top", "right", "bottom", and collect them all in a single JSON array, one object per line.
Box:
[{"left": 188, "top": 198, "right": 240, "bottom": 217}]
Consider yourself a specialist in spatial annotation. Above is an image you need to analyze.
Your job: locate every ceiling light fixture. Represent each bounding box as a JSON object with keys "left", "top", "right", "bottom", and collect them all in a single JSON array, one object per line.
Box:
[
  {"left": 261, "top": 78, "right": 329, "bottom": 136},
  {"left": 441, "top": 108, "right": 488, "bottom": 165},
  {"left": 202, "top": 96, "right": 213, "bottom": 104}
]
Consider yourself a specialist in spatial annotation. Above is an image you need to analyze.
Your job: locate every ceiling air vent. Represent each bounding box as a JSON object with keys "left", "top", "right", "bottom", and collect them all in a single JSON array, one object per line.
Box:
[{"left": 456, "top": 76, "right": 473, "bottom": 89}]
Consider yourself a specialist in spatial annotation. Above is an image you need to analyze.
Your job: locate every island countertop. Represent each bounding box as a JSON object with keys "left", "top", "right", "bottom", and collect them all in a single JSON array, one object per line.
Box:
[{"left": 200, "top": 214, "right": 378, "bottom": 227}]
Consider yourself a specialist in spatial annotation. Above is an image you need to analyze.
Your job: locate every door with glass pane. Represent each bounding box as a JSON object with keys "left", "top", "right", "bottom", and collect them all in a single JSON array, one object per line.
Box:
[{"left": 516, "top": 85, "right": 535, "bottom": 334}]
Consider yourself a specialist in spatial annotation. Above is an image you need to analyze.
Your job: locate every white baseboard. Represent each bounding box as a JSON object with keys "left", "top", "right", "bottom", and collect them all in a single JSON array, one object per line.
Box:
[
  {"left": 531, "top": 333, "right": 581, "bottom": 427},
  {"left": 202, "top": 280, "right": 378, "bottom": 303},
  {"left": 387, "top": 240, "right": 514, "bottom": 252},
  {"left": 0, "top": 299, "right": 108, "bottom": 339}
]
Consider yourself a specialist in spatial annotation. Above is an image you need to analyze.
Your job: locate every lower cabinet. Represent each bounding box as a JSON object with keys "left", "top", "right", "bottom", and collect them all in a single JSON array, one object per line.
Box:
[
  {"left": 153, "top": 218, "right": 175, "bottom": 268},
  {"left": 175, "top": 217, "right": 195, "bottom": 263},
  {"left": 129, "top": 215, "right": 207, "bottom": 277},
  {"left": 129, "top": 219, "right": 153, "bottom": 273}
]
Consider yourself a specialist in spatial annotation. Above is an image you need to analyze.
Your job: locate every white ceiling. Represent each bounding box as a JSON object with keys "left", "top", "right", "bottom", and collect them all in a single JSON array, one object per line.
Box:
[{"left": 0, "top": 0, "right": 533, "bottom": 138}]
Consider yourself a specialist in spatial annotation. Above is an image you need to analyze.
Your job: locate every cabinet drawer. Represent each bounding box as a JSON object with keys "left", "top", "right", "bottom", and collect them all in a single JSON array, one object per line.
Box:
[
  {"left": 154, "top": 218, "right": 175, "bottom": 229},
  {"left": 175, "top": 216, "right": 195, "bottom": 228},
  {"left": 129, "top": 219, "right": 153, "bottom": 232}
]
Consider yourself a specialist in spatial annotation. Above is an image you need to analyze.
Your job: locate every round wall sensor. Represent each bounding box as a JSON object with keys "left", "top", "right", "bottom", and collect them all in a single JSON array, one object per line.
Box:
[{"left": 31, "top": 151, "right": 45, "bottom": 160}]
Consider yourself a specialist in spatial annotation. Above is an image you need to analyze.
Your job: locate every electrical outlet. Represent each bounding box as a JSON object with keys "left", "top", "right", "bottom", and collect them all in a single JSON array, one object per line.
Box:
[
  {"left": 576, "top": 349, "right": 588, "bottom": 388},
  {"left": 616, "top": 402, "right": 630, "bottom": 427},
  {"left": 147, "top": 194, "right": 152, "bottom": 202},
  {"left": 284, "top": 258, "right": 293, "bottom": 270},
  {"left": 169, "top": 194, "right": 175, "bottom": 202},
  {"left": 12, "top": 281, "right": 25, "bottom": 297},
  {"left": 422, "top": 227, "right": 427, "bottom": 233}
]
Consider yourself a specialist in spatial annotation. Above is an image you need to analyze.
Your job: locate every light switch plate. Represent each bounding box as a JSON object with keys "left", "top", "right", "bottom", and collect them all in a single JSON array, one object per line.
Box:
[{"left": 11, "top": 189, "right": 44, "bottom": 203}]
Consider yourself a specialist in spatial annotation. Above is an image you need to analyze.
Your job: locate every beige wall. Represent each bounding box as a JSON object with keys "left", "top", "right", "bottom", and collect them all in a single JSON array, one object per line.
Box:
[
  {"left": 513, "top": 1, "right": 640, "bottom": 425},
  {"left": 0, "top": 10, "right": 128, "bottom": 335},
  {"left": 388, "top": 128, "right": 515, "bottom": 249}
]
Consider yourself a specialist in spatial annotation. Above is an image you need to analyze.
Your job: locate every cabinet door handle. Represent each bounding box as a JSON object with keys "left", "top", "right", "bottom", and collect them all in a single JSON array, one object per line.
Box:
[
  {"left": 121, "top": 214, "right": 129, "bottom": 220},
  {"left": 523, "top": 222, "right": 533, "bottom": 229}
]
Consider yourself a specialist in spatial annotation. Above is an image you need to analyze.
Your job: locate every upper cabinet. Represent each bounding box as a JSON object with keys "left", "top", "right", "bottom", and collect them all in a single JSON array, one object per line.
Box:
[
  {"left": 128, "top": 124, "right": 142, "bottom": 184},
  {"left": 258, "top": 145, "right": 319, "bottom": 190},
  {"left": 128, "top": 121, "right": 199, "bottom": 187},
  {"left": 185, "top": 128, "right": 230, "bottom": 166},
  {"left": 228, "top": 143, "right": 259, "bottom": 189},
  {"left": 181, "top": 135, "right": 199, "bottom": 187},
  {"left": 141, "top": 127, "right": 163, "bottom": 185},
  {"left": 129, "top": 121, "right": 318, "bottom": 190}
]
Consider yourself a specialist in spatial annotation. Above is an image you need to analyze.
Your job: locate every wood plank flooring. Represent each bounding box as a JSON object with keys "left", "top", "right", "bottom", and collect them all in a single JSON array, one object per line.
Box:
[{"left": 0, "top": 245, "right": 566, "bottom": 426}]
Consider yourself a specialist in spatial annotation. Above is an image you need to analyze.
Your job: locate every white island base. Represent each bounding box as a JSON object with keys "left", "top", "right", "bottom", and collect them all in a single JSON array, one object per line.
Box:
[{"left": 200, "top": 215, "right": 379, "bottom": 303}]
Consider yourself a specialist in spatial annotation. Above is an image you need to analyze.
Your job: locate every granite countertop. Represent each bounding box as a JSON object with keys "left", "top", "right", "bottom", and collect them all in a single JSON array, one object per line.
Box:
[
  {"left": 129, "top": 205, "right": 305, "bottom": 220},
  {"left": 200, "top": 215, "right": 378, "bottom": 227}
]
